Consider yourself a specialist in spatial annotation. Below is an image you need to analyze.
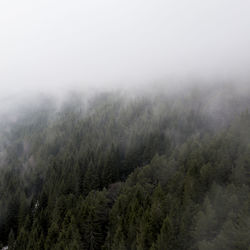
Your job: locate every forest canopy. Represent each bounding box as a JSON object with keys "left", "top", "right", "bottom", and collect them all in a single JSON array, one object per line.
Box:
[{"left": 0, "top": 84, "right": 250, "bottom": 250}]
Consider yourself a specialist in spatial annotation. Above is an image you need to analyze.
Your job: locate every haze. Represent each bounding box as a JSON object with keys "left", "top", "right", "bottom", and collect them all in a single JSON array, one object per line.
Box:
[{"left": 1, "top": 0, "right": 250, "bottom": 98}]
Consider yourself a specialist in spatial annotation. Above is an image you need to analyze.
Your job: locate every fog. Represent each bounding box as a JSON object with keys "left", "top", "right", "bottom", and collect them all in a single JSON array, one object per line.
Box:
[
  {"left": 1, "top": 3, "right": 250, "bottom": 246},
  {"left": 1, "top": 0, "right": 250, "bottom": 99}
]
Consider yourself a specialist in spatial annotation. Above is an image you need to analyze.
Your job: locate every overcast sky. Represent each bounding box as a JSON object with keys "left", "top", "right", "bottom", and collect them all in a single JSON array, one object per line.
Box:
[{"left": 1, "top": 0, "right": 250, "bottom": 98}]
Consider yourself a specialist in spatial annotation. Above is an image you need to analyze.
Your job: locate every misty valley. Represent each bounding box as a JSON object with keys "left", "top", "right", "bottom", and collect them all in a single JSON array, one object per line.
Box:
[{"left": 0, "top": 85, "right": 250, "bottom": 250}]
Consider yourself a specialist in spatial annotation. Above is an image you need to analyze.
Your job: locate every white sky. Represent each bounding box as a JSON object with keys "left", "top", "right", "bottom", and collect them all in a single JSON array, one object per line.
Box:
[{"left": 0, "top": 0, "right": 250, "bottom": 97}]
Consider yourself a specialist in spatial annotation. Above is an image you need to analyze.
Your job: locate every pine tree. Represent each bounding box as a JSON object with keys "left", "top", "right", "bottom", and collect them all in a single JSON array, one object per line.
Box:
[
  {"left": 82, "top": 161, "right": 100, "bottom": 196},
  {"left": 8, "top": 229, "right": 15, "bottom": 250},
  {"left": 156, "top": 217, "right": 175, "bottom": 250}
]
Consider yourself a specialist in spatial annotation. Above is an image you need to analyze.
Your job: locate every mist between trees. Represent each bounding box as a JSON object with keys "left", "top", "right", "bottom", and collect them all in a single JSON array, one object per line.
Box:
[{"left": 0, "top": 83, "right": 250, "bottom": 250}]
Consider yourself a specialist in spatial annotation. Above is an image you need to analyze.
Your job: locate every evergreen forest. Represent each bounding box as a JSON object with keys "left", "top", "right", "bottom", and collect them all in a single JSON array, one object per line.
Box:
[{"left": 1, "top": 85, "right": 250, "bottom": 250}]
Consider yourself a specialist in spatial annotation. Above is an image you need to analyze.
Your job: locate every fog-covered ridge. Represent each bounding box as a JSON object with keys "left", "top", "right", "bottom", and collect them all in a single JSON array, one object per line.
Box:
[{"left": 0, "top": 84, "right": 250, "bottom": 248}]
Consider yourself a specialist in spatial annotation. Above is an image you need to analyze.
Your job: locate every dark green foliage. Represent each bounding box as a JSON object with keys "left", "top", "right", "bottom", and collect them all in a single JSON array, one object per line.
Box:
[
  {"left": 1, "top": 87, "right": 250, "bottom": 249},
  {"left": 8, "top": 229, "right": 15, "bottom": 250}
]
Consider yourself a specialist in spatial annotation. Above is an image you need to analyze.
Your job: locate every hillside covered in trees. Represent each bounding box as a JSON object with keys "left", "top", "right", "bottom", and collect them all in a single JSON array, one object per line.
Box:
[{"left": 0, "top": 85, "right": 250, "bottom": 250}]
